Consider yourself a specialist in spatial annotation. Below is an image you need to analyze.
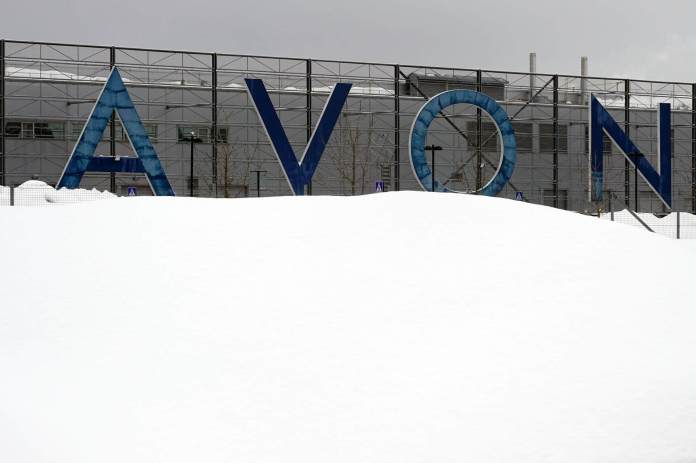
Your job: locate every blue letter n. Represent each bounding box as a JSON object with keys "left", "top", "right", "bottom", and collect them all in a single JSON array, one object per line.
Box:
[
  {"left": 590, "top": 95, "right": 671, "bottom": 208},
  {"left": 245, "top": 78, "right": 351, "bottom": 195}
]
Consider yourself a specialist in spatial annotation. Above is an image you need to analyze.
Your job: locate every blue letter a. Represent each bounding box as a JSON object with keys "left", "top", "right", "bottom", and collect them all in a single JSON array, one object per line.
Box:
[
  {"left": 245, "top": 78, "right": 351, "bottom": 195},
  {"left": 58, "top": 67, "right": 174, "bottom": 196},
  {"left": 590, "top": 95, "right": 671, "bottom": 208}
]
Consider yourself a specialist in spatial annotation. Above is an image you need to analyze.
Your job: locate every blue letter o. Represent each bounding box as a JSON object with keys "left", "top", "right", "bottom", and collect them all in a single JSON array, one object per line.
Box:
[{"left": 408, "top": 89, "right": 517, "bottom": 196}]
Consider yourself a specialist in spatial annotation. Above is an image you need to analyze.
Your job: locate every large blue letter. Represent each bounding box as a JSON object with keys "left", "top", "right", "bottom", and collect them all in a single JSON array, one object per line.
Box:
[
  {"left": 58, "top": 67, "right": 174, "bottom": 196},
  {"left": 409, "top": 89, "right": 517, "bottom": 196},
  {"left": 590, "top": 95, "right": 671, "bottom": 208},
  {"left": 245, "top": 79, "right": 352, "bottom": 195}
]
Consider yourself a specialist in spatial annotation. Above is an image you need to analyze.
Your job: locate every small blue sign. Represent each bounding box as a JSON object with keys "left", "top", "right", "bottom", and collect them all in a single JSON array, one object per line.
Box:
[
  {"left": 515, "top": 191, "right": 524, "bottom": 201},
  {"left": 375, "top": 181, "right": 385, "bottom": 192},
  {"left": 127, "top": 186, "right": 137, "bottom": 196}
]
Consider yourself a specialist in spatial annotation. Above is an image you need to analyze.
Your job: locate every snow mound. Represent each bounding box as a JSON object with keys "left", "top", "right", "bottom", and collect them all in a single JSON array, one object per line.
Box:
[
  {"left": 1, "top": 192, "right": 695, "bottom": 463},
  {"left": 0, "top": 180, "right": 116, "bottom": 206}
]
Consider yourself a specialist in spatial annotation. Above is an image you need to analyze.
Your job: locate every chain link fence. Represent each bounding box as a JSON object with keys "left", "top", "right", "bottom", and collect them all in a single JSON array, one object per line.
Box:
[
  {"left": 0, "top": 181, "right": 115, "bottom": 206},
  {"left": 3, "top": 179, "right": 695, "bottom": 240},
  {"left": 598, "top": 209, "right": 696, "bottom": 239}
]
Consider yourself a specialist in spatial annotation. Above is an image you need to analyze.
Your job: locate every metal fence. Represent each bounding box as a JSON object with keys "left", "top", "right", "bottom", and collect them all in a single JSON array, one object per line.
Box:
[
  {"left": 598, "top": 209, "right": 696, "bottom": 239},
  {"left": 4, "top": 182, "right": 694, "bottom": 239},
  {"left": 0, "top": 182, "right": 114, "bottom": 206},
  {"left": 1, "top": 39, "right": 696, "bottom": 214}
]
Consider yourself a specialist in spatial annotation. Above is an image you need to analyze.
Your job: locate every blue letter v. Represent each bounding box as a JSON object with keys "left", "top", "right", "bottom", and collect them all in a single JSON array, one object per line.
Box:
[{"left": 245, "top": 78, "right": 352, "bottom": 195}]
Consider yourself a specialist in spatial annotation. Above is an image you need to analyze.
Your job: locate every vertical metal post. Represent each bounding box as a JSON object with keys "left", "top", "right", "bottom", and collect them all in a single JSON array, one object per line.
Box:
[
  {"left": 610, "top": 193, "right": 614, "bottom": 221},
  {"left": 0, "top": 39, "right": 5, "bottom": 187},
  {"left": 552, "top": 74, "right": 559, "bottom": 208},
  {"left": 677, "top": 210, "right": 680, "bottom": 239},
  {"left": 250, "top": 170, "right": 266, "bottom": 197},
  {"left": 394, "top": 64, "right": 400, "bottom": 191},
  {"left": 306, "top": 59, "right": 313, "bottom": 195},
  {"left": 431, "top": 148, "right": 435, "bottom": 192},
  {"left": 692, "top": 83, "right": 696, "bottom": 213},
  {"left": 212, "top": 53, "right": 218, "bottom": 198},
  {"left": 529, "top": 53, "right": 536, "bottom": 98},
  {"left": 10, "top": 185, "right": 14, "bottom": 206},
  {"left": 580, "top": 56, "right": 588, "bottom": 105},
  {"left": 624, "top": 79, "right": 631, "bottom": 208},
  {"left": 190, "top": 138, "right": 195, "bottom": 197},
  {"left": 476, "top": 69, "right": 483, "bottom": 190},
  {"left": 426, "top": 145, "right": 441, "bottom": 192},
  {"left": 109, "top": 46, "right": 116, "bottom": 193}
]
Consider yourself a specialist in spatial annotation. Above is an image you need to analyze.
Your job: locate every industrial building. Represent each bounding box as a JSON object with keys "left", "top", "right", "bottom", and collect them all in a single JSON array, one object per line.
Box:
[{"left": 1, "top": 40, "right": 694, "bottom": 213}]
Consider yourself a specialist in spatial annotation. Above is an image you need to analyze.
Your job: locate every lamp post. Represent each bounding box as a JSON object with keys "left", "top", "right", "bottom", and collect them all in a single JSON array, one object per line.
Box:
[
  {"left": 184, "top": 130, "right": 203, "bottom": 197},
  {"left": 250, "top": 170, "right": 267, "bottom": 197},
  {"left": 425, "top": 144, "right": 443, "bottom": 192}
]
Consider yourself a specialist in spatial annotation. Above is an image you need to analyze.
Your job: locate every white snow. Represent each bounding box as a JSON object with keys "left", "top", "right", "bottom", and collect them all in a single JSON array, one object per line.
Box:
[
  {"left": 1, "top": 192, "right": 695, "bottom": 463},
  {"left": 0, "top": 180, "right": 115, "bottom": 206}
]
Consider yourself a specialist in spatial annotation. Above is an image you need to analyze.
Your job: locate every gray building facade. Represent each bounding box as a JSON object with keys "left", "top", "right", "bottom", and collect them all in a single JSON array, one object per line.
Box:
[{"left": 1, "top": 40, "right": 694, "bottom": 213}]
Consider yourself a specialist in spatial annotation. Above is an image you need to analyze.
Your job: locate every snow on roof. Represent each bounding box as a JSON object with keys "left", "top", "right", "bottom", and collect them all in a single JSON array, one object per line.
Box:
[
  {"left": 598, "top": 92, "right": 691, "bottom": 110},
  {"left": 4, "top": 66, "right": 690, "bottom": 108},
  {"left": 5, "top": 66, "right": 112, "bottom": 82}
]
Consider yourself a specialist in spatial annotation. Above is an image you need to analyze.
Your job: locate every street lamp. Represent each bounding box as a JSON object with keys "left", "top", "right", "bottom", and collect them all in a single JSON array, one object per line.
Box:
[
  {"left": 425, "top": 144, "right": 443, "bottom": 192},
  {"left": 184, "top": 130, "right": 203, "bottom": 197},
  {"left": 250, "top": 170, "right": 267, "bottom": 197}
]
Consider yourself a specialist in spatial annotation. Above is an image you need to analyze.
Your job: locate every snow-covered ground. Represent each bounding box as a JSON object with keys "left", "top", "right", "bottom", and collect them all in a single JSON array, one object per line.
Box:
[
  {"left": 1, "top": 192, "right": 695, "bottom": 463},
  {"left": 0, "top": 180, "right": 115, "bottom": 206}
]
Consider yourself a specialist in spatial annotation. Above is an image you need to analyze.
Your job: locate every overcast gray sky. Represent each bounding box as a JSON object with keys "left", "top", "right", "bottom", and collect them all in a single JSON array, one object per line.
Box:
[{"left": 2, "top": 0, "right": 695, "bottom": 82}]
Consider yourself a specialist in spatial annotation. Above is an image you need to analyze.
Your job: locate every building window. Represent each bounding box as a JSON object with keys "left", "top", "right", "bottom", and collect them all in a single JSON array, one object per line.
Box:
[
  {"left": 178, "top": 126, "right": 209, "bottom": 143},
  {"left": 513, "top": 122, "right": 533, "bottom": 151},
  {"left": 5, "top": 122, "right": 21, "bottom": 138},
  {"left": 539, "top": 124, "right": 568, "bottom": 152},
  {"left": 70, "top": 121, "right": 158, "bottom": 142},
  {"left": 5, "top": 120, "right": 65, "bottom": 139},
  {"left": 178, "top": 126, "right": 229, "bottom": 144},
  {"left": 465, "top": 121, "right": 499, "bottom": 151},
  {"left": 116, "top": 123, "right": 158, "bottom": 142},
  {"left": 542, "top": 188, "right": 568, "bottom": 210},
  {"left": 584, "top": 125, "right": 613, "bottom": 154},
  {"left": 71, "top": 121, "right": 84, "bottom": 140}
]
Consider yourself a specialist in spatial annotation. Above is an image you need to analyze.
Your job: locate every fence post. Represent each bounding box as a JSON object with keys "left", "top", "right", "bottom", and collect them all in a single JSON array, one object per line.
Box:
[
  {"left": 609, "top": 192, "right": 614, "bottom": 221},
  {"left": 625, "top": 80, "right": 631, "bottom": 208},
  {"left": 677, "top": 211, "right": 680, "bottom": 239},
  {"left": 109, "top": 46, "right": 117, "bottom": 194},
  {"left": 212, "top": 52, "right": 218, "bottom": 197},
  {"left": 552, "top": 75, "right": 559, "bottom": 208},
  {"left": 1, "top": 39, "right": 5, "bottom": 188},
  {"left": 10, "top": 185, "right": 14, "bottom": 206},
  {"left": 476, "top": 69, "right": 483, "bottom": 190},
  {"left": 394, "top": 64, "right": 400, "bottom": 192},
  {"left": 306, "top": 59, "right": 313, "bottom": 196}
]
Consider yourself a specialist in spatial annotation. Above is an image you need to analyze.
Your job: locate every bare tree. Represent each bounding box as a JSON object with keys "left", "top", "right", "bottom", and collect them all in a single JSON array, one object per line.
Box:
[
  {"left": 323, "top": 112, "right": 391, "bottom": 195},
  {"left": 218, "top": 139, "right": 258, "bottom": 198}
]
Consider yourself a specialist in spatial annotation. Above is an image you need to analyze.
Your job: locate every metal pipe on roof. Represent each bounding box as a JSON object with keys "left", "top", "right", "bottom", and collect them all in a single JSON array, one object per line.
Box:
[{"left": 581, "top": 56, "right": 588, "bottom": 104}]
